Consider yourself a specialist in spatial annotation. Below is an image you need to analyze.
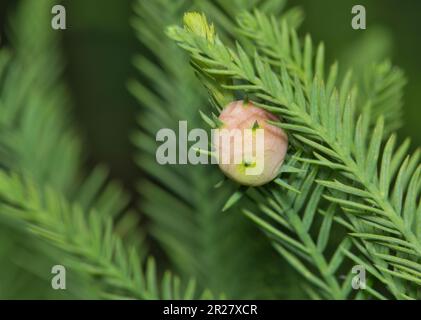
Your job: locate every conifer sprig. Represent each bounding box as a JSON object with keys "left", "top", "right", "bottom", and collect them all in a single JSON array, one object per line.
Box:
[
  {"left": 167, "top": 11, "right": 421, "bottom": 296},
  {"left": 0, "top": 0, "right": 141, "bottom": 254},
  {"left": 130, "top": 0, "right": 302, "bottom": 298},
  {"left": 244, "top": 162, "right": 350, "bottom": 299},
  {"left": 0, "top": 0, "right": 200, "bottom": 300},
  {"left": 235, "top": 11, "right": 416, "bottom": 298},
  {"left": 0, "top": 171, "right": 206, "bottom": 300},
  {"left": 236, "top": 11, "right": 406, "bottom": 136}
]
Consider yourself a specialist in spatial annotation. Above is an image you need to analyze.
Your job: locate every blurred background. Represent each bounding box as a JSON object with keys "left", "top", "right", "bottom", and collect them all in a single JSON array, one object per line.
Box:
[{"left": 0, "top": 0, "right": 419, "bottom": 299}]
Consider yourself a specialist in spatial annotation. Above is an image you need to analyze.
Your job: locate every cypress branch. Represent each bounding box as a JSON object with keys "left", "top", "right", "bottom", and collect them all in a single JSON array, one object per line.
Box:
[
  {"left": 167, "top": 10, "right": 420, "bottom": 298},
  {"left": 0, "top": 171, "right": 206, "bottom": 299}
]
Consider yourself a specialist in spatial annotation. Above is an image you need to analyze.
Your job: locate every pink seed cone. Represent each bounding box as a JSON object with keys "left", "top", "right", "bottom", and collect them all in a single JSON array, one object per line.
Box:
[{"left": 213, "top": 100, "right": 288, "bottom": 186}]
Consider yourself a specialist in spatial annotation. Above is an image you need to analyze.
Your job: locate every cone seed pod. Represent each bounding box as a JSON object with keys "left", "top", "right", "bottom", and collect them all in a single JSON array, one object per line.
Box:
[{"left": 213, "top": 100, "right": 288, "bottom": 186}]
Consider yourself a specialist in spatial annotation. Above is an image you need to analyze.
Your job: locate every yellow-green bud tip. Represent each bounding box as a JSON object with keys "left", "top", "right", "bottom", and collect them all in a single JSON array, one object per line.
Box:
[{"left": 183, "top": 12, "right": 215, "bottom": 43}]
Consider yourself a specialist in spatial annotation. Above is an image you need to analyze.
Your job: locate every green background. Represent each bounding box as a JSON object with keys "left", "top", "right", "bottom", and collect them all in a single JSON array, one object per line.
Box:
[{"left": 0, "top": 0, "right": 419, "bottom": 299}]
